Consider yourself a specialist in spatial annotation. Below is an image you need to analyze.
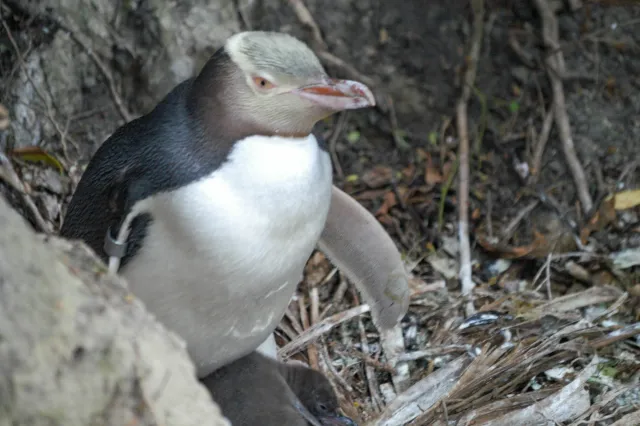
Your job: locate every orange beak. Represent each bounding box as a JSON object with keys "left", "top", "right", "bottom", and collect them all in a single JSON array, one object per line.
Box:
[{"left": 295, "top": 77, "right": 376, "bottom": 111}]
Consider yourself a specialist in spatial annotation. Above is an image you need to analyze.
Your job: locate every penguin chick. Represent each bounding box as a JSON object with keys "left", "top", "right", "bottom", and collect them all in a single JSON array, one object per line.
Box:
[{"left": 202, "top": 352, "right": 356, "bottom": 426}]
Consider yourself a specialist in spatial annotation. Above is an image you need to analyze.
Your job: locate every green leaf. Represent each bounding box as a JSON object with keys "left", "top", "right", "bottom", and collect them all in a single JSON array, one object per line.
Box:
[
  {"left": 428, "top": 131, "right": 438, "bottom": 145},
  {"left": 600, "top": 366, "right": 618, "bottom": 378},
  {"left": 11, "top": 147, "right": 64, "bottom": 174},
  {"left": 346, "top": 130, "right": 360, "bottom": 144},
  {"left": 509, "top": 100, "right": 520, "bottom": 113},
  {"left": 393, "top": 129, "right": 411, "bottom": 151},
  {"left": 345, "top": 174, "right": 359, "bottom": 183}
]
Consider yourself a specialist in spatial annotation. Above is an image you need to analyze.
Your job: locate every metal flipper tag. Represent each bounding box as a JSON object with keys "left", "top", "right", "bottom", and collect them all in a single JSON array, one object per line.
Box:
[{"left": 104, "top": 226, "right": 127, "bottom": 259}]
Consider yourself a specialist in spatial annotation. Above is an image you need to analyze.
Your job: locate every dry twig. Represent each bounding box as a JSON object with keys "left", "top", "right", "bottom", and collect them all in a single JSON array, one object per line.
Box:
[
  {"left": 533, "top": 0, "right": 594, "bottom": 213},
  {"left": 374, "top": 356, "right": 471, "bottom": 426},
  {"left": 530, "top": 107, "right": 554, "bottom": 180},
  {"left": 380, "top": 326, "right": 411, "bottom": 394},
  {"left": 332, "top": 271, "right": 349, "bottom": 305},
  {"left": 288, "top": 0, "right": 327, "bottom": 51},
  {"left": 0, "top": 153, "right": 52, "bottom": 233},
  {"left": 287, "top": 0, "right": 375, "bottom": 88},
  {"left": 608, "top": 409, "right": 640, "bottom": 426},
  {"left": 398, "top": 345, "right": 470, "bottom": 362},
  {"left": 309, "top": 287, "right": 321, "bottom": 369},
  {"left": 568, "top": 385, "right": 635, "bottom": 426},
  {"left": 298, "top": 294, "right": 319, "bottom": 369},
  {"left": 328, "top": 112, "right": 347, "bottom": 180},
  {"left": 358, "top": 318, "right": 383, "bottom": 412},
  {"left": 65, "top": 29, "right": 133, "bottom": 123},
  {"left": 318, "top": 342, "right": 353, "bottom": 393},
  {"left": 278, "top": 304, "right": 371, "bottom": 359},
  {"left": 1, "top": 18, "right": 79, "bottom": 159},
  {"left": 455, "top": 0, "right": 484, "bottom": 301},
  {"left": 500, "top": 200, "right": 540, "bottom": 243},
  {"left": 284, "top": 308, "right": 304, "bottom": 335}
]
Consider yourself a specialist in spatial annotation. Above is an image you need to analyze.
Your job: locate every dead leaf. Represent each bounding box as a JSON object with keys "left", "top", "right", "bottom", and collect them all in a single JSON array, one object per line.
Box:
[
  {"left": 610, "top": 410, "right": 640, "bottom": 426},
  {"left": 375, "top": 191, "right": 397, "bottom": 216},
  {"left": 0, "top": 103, "right": 9, "bottom": 130},
  {"left": 401, "top": 163, "right": 415, "bottom": 181},
  {"left": 362, "top": 165, "right": 392, "bottom": 188},
  {"left": 590, "top": 322, "right": 640, "bottom": 349},
  {"left": 415, "top": 148, "right": 428, "bottom": 162},
  {"left": 478, "top": 210, "right": 576, "bottom": 259},
  {"left": 353, "top": 189, "right": 387, "bottom": 202},
  {"left": 374, "top": 356, "right": 471, "bottom": 426},
  {"left": 11, "top": 147, "right": 65, "bottom": 174},
  {"left": 425, "top": 166, "right": 443, "bottom": 185},
  {"left": 442, "top": 161, "right": 454, "bottom": 179},
  {"left": 396, "top": 185, "right": 410, "bottom": 204},
  {"left": 564, "top": 261, "right": 591, "bottom": 283},
  {"left": 475, "top": 357, "right": 598, "bottom": 426},
  {"left": 379, "top": 28, "right": 389, "bottom": 44},
  {"left": 377, "top": 214, "right": 393, "bottom": 227},
  {"left": 532, "top": 286, "right": 623, "bottom": 315},
  {"left": 580, "top": 195, "right": 617, "bottom": 243},
  {"left": 408, "top": 277, "right": 445, "bottom": 297},
  {"left": 612, "top": 189, "right": 640, "bottom": 210},
  {"left": 304, "top": 251, "right": 331, "bottom": 287},
  {"left": 0, "top": 153, "right": 28, "bottom": 192},
  {"left": 477, "top": 231, "right": 547, "bottom": 259},
  {"left": 424, "top": 153, "right": 444, "bottom": 185},
  {"left": 610, "top": 247, "right": 640, "bottom": 269},
  {"left": 427, "top": 252, "right": 458, "bottom": 280}
]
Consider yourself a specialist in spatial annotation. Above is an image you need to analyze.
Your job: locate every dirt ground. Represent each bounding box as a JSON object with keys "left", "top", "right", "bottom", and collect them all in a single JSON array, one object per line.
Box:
[{"left": 1, "top": 0, "right": 639, "bottom": 425}]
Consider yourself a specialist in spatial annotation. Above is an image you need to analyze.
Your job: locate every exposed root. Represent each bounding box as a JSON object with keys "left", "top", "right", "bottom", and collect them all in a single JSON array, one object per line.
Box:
[
  {"left": 455, "top": 0, "right": 485, "bottom": 302},
  {"left": 533, "top": 0, "right": 594, "bottom": 214}
]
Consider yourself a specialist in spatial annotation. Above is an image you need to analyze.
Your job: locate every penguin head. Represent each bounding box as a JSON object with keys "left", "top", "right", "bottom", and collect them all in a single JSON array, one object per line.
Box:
[{"left": 197, "top": 31, "right": 375, "bottom": 136}]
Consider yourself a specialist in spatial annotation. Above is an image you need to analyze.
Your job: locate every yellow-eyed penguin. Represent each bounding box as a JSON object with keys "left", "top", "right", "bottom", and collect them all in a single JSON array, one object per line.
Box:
[
  {"left": 202, "top": 351, "right": 356, "bottom": 426},
  {"left": 60, "top": 31, "right": 409, "bottom": 377}
]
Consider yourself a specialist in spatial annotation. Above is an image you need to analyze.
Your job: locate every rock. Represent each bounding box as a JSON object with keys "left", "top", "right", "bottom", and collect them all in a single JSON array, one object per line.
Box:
[
  {"left": 0, "top": 194, "right": 230, "bottom": 426},
  {"left": 4, "top": 0, "right": 240, "bottom": 156},
  {"left": 4, "top": 0, "right": 464, "bottom": 156},
  {"left": 36, "top": 167, "right": 68, "bottom": 195}
]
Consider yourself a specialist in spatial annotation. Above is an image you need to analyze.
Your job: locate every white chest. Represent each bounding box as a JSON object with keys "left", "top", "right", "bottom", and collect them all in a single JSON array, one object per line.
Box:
[{"left": 121, "top": 134, "right": 333, "bottom": 374}]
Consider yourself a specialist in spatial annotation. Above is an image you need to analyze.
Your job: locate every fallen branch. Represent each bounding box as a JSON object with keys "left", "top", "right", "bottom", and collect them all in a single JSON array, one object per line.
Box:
[{"left": 533, "top": 0, "right": 594, "bottom": 213}]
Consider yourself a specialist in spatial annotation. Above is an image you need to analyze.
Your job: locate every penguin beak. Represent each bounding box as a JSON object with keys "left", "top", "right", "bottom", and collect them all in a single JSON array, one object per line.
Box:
[
  {"left": 317, "top": 414, "right": 358, "bottom": 426},
  {"left": 295, "top": 78, "right": 376, "bottom": 111}
]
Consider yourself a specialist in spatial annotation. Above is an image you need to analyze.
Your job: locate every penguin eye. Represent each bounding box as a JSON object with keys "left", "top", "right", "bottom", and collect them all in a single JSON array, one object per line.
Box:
[
  {"left": 317, "top": 403, "right": 328, "bottom": 413},
  {"left": 252, "top": 76, "right": 275, "bottom": 90}
]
